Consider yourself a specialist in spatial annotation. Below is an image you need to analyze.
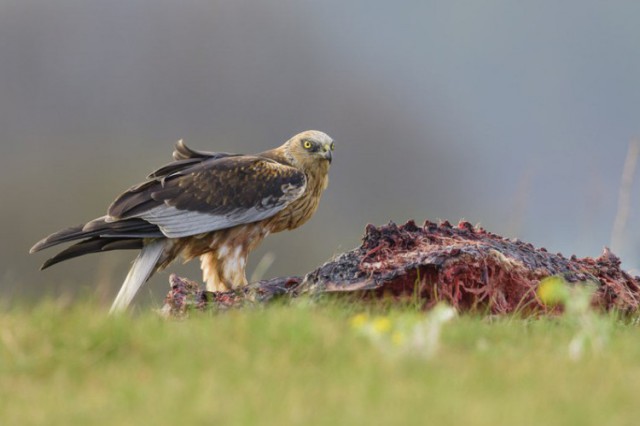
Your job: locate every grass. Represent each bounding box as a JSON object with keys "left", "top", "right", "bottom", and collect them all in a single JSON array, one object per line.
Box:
[{"left": 1, "top": 298, "right": 640, "bottom": 426}]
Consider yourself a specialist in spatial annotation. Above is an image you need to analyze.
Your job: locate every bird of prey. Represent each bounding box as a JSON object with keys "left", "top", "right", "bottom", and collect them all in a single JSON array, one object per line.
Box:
[{"left": 31, "top": 130, "right": 334, "bottom": 313}]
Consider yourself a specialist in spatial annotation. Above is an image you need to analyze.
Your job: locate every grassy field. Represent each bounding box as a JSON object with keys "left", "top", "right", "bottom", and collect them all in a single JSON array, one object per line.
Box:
[{"left": 1, "top": 298, "right": 640, "bottom": 426}]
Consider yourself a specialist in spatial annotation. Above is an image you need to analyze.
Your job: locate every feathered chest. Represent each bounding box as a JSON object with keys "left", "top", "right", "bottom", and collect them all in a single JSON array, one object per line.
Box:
[{"left": 267, "top": 167, "right": 329, "bottom": 233}]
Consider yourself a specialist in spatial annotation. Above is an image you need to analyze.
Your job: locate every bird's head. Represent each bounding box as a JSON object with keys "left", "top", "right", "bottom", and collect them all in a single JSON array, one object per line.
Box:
[{"left": 282, "top": 130, "right": 334, "bottom": 171}]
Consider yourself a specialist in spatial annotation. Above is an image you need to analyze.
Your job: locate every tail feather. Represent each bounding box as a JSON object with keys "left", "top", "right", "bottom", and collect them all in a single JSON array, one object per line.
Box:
[
  {"left": 32, "top": 217, "right": 169, "bottom": 313},
  {"left": 40, "top": 237, "right": 143, "bottom": 270},
  {"left": 30, "top": 224, "right": 88, "bottom": 253},
  {"left": 30, "top": 216, "right": 163, "bottom": 254},
  {"left": 109, "top": 240, "right": 166, "bottom": 314}
]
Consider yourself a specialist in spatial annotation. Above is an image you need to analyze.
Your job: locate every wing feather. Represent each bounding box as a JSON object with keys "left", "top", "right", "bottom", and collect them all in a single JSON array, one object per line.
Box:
[
  {"left": 108, "top": 154, "right": 306, "bottom": 238},
  {"left": 172, "top": 139, "right": 224, "bottom": 161},
  {"left": 148, "top": 140, "right": 240, "bottom": 180}
]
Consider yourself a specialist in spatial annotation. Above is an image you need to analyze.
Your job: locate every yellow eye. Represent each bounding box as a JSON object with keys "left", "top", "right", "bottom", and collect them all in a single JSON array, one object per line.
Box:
[
  {"left": 330, "top": 142, "right": 335, "bottom": 151},
  {"left": 303, "top": 140, "right": 312, "bottom": 149}
]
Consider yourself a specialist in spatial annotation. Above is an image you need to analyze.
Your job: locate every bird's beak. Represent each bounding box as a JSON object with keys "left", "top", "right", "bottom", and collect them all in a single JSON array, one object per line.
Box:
[{"left": 323, "top": 150, "right": 332, "bottom": 164}]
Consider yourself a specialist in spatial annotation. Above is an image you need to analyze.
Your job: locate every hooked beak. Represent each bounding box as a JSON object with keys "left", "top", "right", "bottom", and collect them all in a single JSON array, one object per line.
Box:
[{"left": 323, "top": 150, "right": 332, "bottom": 164}]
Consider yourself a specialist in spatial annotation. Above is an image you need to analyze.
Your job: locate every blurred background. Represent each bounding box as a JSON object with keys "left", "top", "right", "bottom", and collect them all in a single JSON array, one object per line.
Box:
[{"left": 2, "top": 1, "right": 640, "bottom": 305}]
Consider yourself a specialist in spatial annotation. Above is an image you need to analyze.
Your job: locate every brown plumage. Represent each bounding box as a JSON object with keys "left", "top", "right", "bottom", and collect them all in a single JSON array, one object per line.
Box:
[{"left": 30, "top": 130, "right": 334, "bottom": 312}]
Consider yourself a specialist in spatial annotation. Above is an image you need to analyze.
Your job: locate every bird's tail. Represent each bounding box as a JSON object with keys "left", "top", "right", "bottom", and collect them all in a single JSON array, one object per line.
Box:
[
  {"left": 109, "top": 239, "right": 167, "bottom": 314},
  {"left": 31, "top": 216, "right": 168, "bottom": 313},
  {"left": 30, "top": 216, "right": 163, "bottom": 269}
]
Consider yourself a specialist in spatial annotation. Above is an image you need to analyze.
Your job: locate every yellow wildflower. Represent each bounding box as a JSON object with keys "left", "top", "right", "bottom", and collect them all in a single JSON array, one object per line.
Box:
[
  {"left": 350, "top": 313, "right": 368, "bottom": 329},
  {"left": 372, "top": 317, "right": 392, "bottom": 334},
  {"left": 537, "top": 276, "right": 570, "bottom": 306}
]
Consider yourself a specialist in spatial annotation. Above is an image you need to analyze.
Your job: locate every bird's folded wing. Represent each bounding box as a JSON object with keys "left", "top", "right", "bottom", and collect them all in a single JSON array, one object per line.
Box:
[{"left": 108, "top": 155, "right": 306, "bottom": 238}]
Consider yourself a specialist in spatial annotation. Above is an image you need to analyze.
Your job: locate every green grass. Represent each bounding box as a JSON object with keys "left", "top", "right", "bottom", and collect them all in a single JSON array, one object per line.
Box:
[{"left": 1, "top": 298, "right": 640, "bottom": 426}]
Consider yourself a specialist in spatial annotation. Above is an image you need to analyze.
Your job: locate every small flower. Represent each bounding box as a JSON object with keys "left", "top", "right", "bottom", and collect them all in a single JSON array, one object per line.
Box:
[
  {"left": 350, "top": 313, "right": 369, "bottom": 329},
  {"left": 372, "top": 317, "right": 391, "bottom": 334},
  {"left": 537, "top": 276, "right": 570, "bottom": 306}
]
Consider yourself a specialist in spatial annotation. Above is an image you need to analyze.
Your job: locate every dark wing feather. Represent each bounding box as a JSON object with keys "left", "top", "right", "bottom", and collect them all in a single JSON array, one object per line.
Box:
[
  {"left": 147, "top": 140, "right": 240, "bottom": 180},
  {"left": 173, "top": 139, "right": 220, "bottom": 161},
  {"left": 108, "top": 155, "right": 306, "bottom": 238},
  {"left": 116, "top": 140, "right": 242, "bottom": 216},
  {"left": 147, "top": 158, "right": 203, "bottom": 180}
]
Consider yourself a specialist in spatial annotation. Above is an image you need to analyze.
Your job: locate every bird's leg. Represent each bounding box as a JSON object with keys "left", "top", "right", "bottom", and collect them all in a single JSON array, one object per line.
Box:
[
  {"left": 200, "top": 245, "right": 248, "bottom": 292},
  {"left": 198, "top": 225, "right": 267, "bottom": 292},
  {"left": 200, "top": 252, "right": 227, "bottom": 292}
]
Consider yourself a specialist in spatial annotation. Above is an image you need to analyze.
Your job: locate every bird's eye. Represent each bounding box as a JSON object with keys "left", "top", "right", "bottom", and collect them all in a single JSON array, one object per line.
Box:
[
  {"left": 303, "top": 140, "right": 313, "bottom": 149},
  {"left": 330, "top": 142, "right": 335, "bottom": 151}
]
